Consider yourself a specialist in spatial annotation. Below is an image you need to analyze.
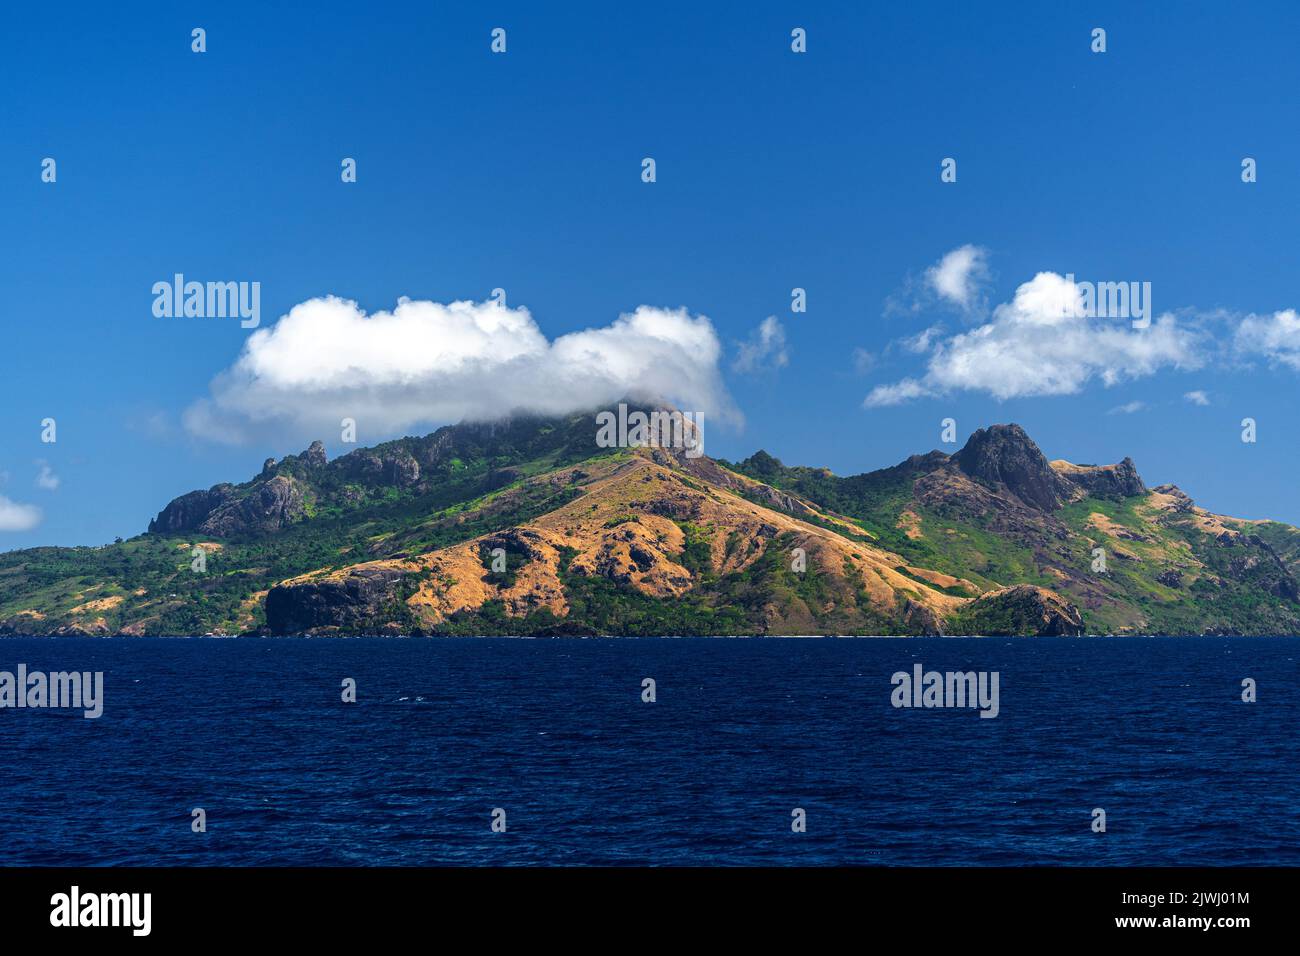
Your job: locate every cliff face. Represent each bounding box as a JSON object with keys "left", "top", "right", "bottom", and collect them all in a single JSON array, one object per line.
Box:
[
  {"left": 1051, "top": 457, "right": 1147, "bottom": 500},
  {"left": 149, "top": 476, "right": 305, "bottom": 537},
  {"left": 4, "top": 409, "right": 1300, "bottom": 637},
  {"left": 148, "top": 485, "right": 235, "bottom": 534},
  {"left": 265, "top": 567, "right": 407, "bottom": 635}
]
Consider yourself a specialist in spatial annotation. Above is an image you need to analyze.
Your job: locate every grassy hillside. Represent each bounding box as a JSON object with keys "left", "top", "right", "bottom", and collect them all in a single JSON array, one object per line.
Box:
[
  {"left": 3, "top": 412, "right": 1296, "bottom": 636},
  {"left": 726, "top": 439, "right": 1300, "bottom": 635}
]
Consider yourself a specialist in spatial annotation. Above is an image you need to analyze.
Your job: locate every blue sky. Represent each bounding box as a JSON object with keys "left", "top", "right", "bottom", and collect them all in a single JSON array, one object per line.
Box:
[{"left": 3, "top": 0, "right": 1300, "bottom": 549}]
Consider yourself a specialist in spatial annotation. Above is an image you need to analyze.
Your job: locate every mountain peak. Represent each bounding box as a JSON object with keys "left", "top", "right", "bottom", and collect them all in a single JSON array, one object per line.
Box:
[
  {"left": 952, "top": 423, "right": 1072, "bottom": 511},
  {"left": 304, "top": 440, "right": 328, "bottom": 467}
]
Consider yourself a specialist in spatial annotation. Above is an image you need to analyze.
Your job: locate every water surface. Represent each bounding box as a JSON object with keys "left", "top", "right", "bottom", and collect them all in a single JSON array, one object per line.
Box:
[{"left": 0, "top": 636, "right": 1295, "bottom": 865}]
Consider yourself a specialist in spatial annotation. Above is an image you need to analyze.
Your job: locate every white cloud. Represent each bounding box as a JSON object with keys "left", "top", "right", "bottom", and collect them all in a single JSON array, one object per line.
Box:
[
  {"left": 851, "top": 348, "right": 875, "bottom": 374},
  {"left": 864, "top": 378, "right": 930, "bottom": 408},
  {"left": 185, "top": 297, "right": 740, "bottom": 443},
  {"left": 35, "top": 460, "right": 59, "bottom": 491},
  {"left": 1233, "top": 309, "right": 1300, "bottom": 368},
  {"left": 0, "top": 496, "right": 42, "bottom": 532},
  {"left": 1108, "top": 401, "right": 1147, "bottom": 415},
  {"left": 1184, "top": 390, "right": 1210, "bottom": 406},
  {"left": 732, "top": 316, "right": 789, "bottom": 374},
  {"left": 865, "top": 271, "right": 1204, "bottom": 405},
  {"left": 900, "top": 325, "right": 943, "bottom": 354},
  {"left": 925, "top": 244, "right": 989, "bottom": 312}
]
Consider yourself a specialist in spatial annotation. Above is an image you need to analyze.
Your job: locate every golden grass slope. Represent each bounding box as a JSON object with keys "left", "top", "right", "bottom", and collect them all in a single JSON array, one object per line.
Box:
[{"left": 278, "top": 450, "right": 971, "bottom": 629}]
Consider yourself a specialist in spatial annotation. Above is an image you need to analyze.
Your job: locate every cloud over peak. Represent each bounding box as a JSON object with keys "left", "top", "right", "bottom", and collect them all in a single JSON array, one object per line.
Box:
[{"left": 184, "top": 297, "right": 740, "bottom": 444}]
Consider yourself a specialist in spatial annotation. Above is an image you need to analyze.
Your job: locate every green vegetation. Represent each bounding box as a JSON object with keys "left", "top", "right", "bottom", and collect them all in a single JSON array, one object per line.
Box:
[
  {"left": 4, "top": 408, "right": 1299, "bottom": 637},
  {"left": 723, "top": 447, "right": 1300, "bottom": 635},
  {"left": 0, "top": 412, "right": 610, "bottom": 635},
  {"left": 674, "top": 522, "right": 716, "bottom": 583}
]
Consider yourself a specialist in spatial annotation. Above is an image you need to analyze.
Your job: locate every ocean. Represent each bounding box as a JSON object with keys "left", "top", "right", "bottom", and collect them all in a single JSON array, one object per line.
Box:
[{"left": 0, "top": 635, "right": 1296, "bottom": 866}]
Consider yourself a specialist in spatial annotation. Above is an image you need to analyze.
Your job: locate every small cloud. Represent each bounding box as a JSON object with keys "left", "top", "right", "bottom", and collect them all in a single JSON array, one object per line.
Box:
[
  {"left": 35, "top": 460, "right": 60, "bottom": 491},
  {"left": 925, "top": 244, "right": 990, "bottom": 312},
  {"left": 1184, "top": 390, "right": 1210, "bottom": 406},
  {"left": 851, "top": 348, "right": 875, "bottom": 375},
  {"left": 864, "top": 378, "right": 932, "bottom": 408},
  {"left": 732, "top": 316, "right": 789, "bottom": 374},
  {"left": 1107, "top": 401, "right": 1147, "bottom": 415},
  {"left": 900, "top": 325, "right": 943, "bottom": 354},
  {"left": 1234, "top": 309, "right": 1300, "bottom": 368},
  {"left": 0, "top": 495, "right": 42, "bottom": 532},
  {"left": 885, "top": 245, "right": 990, "bottom": 320}
]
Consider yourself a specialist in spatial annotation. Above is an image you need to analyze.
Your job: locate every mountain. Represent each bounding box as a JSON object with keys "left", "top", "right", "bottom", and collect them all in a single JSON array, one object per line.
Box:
[
  {"left": 727, "top": 423, "right": 1300, "bottom": 635},
  {"left": 3, "top": 411, "right": 1298, "bottom": 637}
]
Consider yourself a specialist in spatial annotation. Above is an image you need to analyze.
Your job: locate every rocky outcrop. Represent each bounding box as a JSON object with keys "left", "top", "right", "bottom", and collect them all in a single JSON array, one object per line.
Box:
[
  {"left": 676, "top": 453, "right": 819, "bottom": 517},
  {"left": 197, "top": 476, "right": 306, "bottom": 536},
  {"left": 336, "top": 448, "right": 420, "bottom": 488},
  {"left": 1058, "top": 457, "right": 1146, "bottom": 499},
  {"left": 385, "top": 453, "right": 420, "bottom": 487},
  {"left": 265, "top": 566, "right": 408, "bottom": 634},
  {"left": 148, "top": 484, "right": 235, "bottom": 534},
  {"left": 152, "top": 473, "right": 306, "bottom": 538},
  {"left": 903, "top": 600, "right": 944, "bottom": 636},
  {"left": 303, "top": 440, "right": 328, "bottom": 468},
  {"left": 1152, "top": 484, "right": 1195, "bottom": 512},
  {"left": 953, "top": 585, "right": 1085, "bottom": 636},
  {"left": 952, "top": 424, "right": 1073, "bottom": 511},
  {"left": 898, "top": 450, "right": 951, "bottom": 474}
]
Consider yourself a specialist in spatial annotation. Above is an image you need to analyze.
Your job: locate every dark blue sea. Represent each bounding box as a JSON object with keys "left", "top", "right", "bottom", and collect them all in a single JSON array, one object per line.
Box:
[{"left": 0, "top": 636, "right": 1296, "bottom": 866}]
